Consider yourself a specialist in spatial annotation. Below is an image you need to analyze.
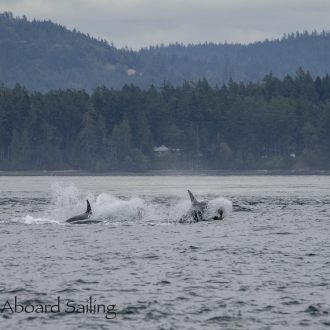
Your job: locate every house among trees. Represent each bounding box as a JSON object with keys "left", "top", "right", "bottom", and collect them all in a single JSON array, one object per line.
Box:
[
  {"left": 153, "top": 145, "right": 182, "bottom": 157},
  {"left": 153, "top": 145, "right": 170, "bottom": 156}
]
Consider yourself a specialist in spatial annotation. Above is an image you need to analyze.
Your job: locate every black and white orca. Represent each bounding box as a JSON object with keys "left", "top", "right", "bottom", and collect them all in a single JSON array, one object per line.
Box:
[
  {"left": 66, "top": 200, "right": 100, "bottom": 224},
  {"left": 179, "top": 190, "right": 224, "bottom": 223}
]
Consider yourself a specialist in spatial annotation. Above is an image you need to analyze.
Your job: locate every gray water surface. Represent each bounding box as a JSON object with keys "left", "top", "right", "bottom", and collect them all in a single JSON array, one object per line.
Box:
[{"left": 0, "top": 176, "right": 330, "bottom": 329}]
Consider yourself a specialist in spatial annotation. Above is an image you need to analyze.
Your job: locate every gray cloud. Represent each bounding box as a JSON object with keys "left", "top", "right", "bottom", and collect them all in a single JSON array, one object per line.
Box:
[{"left": 0, "top": 0, "right": 329, "bottom": 49}]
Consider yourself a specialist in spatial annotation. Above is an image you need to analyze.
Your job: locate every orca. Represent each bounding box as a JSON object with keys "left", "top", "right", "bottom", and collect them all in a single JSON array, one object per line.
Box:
[
  {"left": 66, "top": 200, "right": 100, "bottom": 224},
  {"left": 179, "top": 190, "right": 224, "bottom": 223}
]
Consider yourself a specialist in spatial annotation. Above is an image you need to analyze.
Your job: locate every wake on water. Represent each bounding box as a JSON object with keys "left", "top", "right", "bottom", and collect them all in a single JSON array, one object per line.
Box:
[{"left": 19, "top": 183, "right": 232, "bottom": 225}]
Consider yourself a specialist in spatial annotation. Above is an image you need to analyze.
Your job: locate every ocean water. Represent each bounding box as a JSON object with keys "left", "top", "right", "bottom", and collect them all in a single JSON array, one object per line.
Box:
[{"left": 0, "top": 175, "right": 330, "bottom": 329}]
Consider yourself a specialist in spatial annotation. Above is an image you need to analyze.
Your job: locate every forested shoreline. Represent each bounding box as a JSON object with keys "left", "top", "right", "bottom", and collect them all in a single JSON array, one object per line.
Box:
[{"left": 1, "top": 70, "right": 330, "bottom": 171}]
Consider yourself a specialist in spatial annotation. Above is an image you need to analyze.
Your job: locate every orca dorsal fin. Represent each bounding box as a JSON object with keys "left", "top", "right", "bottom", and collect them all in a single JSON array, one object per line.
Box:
[
  {"left": 86, "top": 200, "right": 92, "bottom": 214},
  {"left": 188, "top": 190, "right": 198, "bottom": 205}
]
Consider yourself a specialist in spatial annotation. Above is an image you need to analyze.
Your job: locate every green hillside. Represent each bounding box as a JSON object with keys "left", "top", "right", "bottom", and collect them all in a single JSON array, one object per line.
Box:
[{"left": 1, "top": 12, "right": 330, "bottom": 91}]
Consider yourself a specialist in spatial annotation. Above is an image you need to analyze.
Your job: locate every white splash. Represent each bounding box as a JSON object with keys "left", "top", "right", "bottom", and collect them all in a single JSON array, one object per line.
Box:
[
  {"left": 205, "top": 197, "right": 233, "bottom": 219},
  {"left": 23, "top": 215, "right": 60, "bottom": 225},
  {"left": 93, "top": 193, "right": 145, "bottom": 221},
  {"left": 21, "top": 183, "right": 147, "bottom": 224},
  {"left": 19, "top": 183, "right": 232, "bottom": 225}
]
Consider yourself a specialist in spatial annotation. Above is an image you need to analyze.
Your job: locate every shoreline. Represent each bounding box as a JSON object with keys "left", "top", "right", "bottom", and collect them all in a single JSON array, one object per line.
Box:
[{"left": 0, "top": 169, "right": 330, "bottom": 176}]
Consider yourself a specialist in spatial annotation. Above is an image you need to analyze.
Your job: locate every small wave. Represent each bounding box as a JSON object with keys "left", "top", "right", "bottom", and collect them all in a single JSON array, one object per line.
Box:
[
  {"left": 74, "top": 279, "right": 99, "bottom": 284},
  {"left": 6, "top": 288, "right": 33, "bottom": 294},
  {"left": 119, "top": 305, "right": 147, "bottom": 315},
  {"left": 304, "top": 305, "right": 322, "bottom": 316},
  {"left": 232, "top": 204, "right": 253, "bottom": 212},
  {"left": 207, "top": 315, "right": 240, "bottom": 323}
]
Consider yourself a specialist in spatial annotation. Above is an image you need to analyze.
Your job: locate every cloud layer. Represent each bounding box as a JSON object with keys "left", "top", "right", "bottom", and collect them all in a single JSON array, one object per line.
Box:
[{"left": 1, "top": 0, "right": 329, "bottom": 49}]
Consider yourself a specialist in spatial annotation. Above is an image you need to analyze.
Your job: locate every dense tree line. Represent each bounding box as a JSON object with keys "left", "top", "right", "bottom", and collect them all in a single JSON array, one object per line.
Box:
[
  {"left": 1, "top": 12, "right": 330, "bottom": 91},
  {"left": 0, "top": 70, "right": 330, "bottom": 171}
]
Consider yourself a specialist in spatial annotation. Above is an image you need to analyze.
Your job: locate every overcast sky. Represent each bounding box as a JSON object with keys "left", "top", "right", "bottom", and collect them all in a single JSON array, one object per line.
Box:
[{"left": 1, "top": 0, "right": 329, "bottom": 49}]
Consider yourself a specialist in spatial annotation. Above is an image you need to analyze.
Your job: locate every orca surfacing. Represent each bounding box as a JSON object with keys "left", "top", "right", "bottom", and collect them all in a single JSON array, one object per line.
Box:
[
  {"left": 179, "top": 190, "right": 225, "bottom": 223},
  {"left": 66, "top": 200, "right": 100, "bottom": 224}
]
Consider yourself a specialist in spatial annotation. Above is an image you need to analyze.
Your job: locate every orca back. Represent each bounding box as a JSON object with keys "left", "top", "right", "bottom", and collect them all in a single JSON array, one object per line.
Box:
[{"left": 66, "top": 213, "right": 89, "bottom": 223}]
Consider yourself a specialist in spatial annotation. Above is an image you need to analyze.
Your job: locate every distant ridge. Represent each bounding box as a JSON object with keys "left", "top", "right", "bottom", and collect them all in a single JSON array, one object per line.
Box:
[{"left": 0, "top": 12, "right": 330, "bottom": 91}]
